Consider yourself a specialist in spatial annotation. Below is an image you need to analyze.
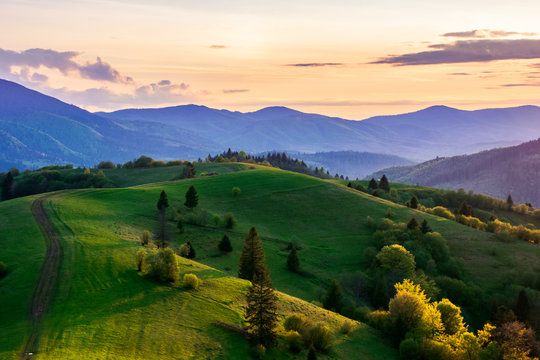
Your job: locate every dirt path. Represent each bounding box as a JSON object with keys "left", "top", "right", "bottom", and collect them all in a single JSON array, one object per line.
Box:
[{"left": 21, "top": 194, "right": 62, "bottom": 359}]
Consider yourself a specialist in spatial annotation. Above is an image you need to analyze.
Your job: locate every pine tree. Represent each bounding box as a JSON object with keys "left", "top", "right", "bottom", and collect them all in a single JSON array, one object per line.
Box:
[
  {"left": 407, "top": 217, "right": 419, "bottom": 231},
  {"left": 184, "top": 185, "right": 198, "bottom": 209},
  {"left": 507, "top": 194, "right": 514, "bottom": 208},
  {"left": 286, "top": 247, "right": 300, "bottom": 272},
  {"left": 245, "top": 271, "right": 278, "bottom": 347},
  {"left": 379, "top": 174, "right": 390, "bottom": 192},
  {"left": 157, "top": 190, "right": 169, "bottom": 211},
  {"left": 218, "top": 234, "right": 232, "bottom": 253},
  {"left": 515, "top": 289, "right": 530, "bottom": 323},
  {"left": 420, "top": 219, "right": 432, "bottom": 234},
  {"left": 368, "top": 178, "right": 378, "bottom": 190},
  {"left": 181, "top": 240, "right": 196, "bottom": 259},
  {"left": 239, "top": 227, "right": 267, "bottom": 281},
  {"left": 1, "top": 172, "right": 13, "bottom": 201},
  {"left": 307, "top": 345, "right": 317, "bottom": 360},
  {"left": 409, "top": 195, "right": 419, "bottom": 209},
  {"left": 323, "top": 279, "right": 343, "bottom": 312},
  {"left": 182, "top": 162, "right": 196, "bottom": 178}
]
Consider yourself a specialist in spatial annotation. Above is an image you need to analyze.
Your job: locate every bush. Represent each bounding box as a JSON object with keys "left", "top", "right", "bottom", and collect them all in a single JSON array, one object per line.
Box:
[
  {"left": 285, "top": 330, "right": 303, "bottom": 353},
  {"left": 284, "top": 313, "right": 309, "bottom": 333},
  {"left": 385, "top": 208, "right": 396, "bottom": 219},
  {"left": 340, "top": 320, "right": 354, "bottom": 334},
  {"left": 303, "top": 323, "right": 333, "bottom": 352},
  {"left": 179, "top": 241, "right": 196, "bottom": 259},
  {"left": 232, "top": 187, "right": 241, "bottom": 197},
  {"left": 140, "top": 230, "right": 151, "bottom": 246},
  {"left": 368, "top": 310, "right": 389, "bottom": 329},
  {"left": 224, "top": 213, "right": 237, "bottom": 229},
  {"left": 399, "top": 338, "right": 420, "bottom": 360},
  {"left": 183, "top": 273, "right": 201, "bottom": 289},
  {"left": 136, "top": 248, "right": 147, "bottom": 272},
  {"left": 0, "top": 261, "right": 8, "bottom": 280},
  {"left": 146, "top": 248, "right": 179, "bottom": 282},
  {"left": 212, "top": 214, "right": 221, "bottom": 227}
]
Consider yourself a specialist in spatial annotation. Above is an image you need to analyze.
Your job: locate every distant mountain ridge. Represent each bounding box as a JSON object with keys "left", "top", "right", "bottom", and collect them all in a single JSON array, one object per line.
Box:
[
  {"left": 367, "top": 138, "right": 540, "bottom": 206},
  {"left": 3, "top": 78, "right": 540, "bottom": 172}
]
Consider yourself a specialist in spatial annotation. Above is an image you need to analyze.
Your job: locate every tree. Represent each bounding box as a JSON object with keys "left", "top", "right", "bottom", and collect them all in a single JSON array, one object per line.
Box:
[
  {"left": 515, "top": 289, "right": 530, "bottom": 324},
  {"left": 157, "top": 190, "right": 169, "bottom": 211},
  {"left": 182, "top": 161, "right": 196, "bottom": 178},
  {"left": 368, "top": 178, "right": 378, "bottom": 190},
  {"left": 379, "top": 174, "right": 390, "bottom": 192},
  {"left": 376, "top": 244, "right": 416, "bottom": 275},
  {"left": 507, "top": 194, "right": 514, "bottom": 208},
  {"left": 323, "top": 279, "right": 343, "bottom": 313},
  {"left": 218, "top": 234, "right": 232, "bottom": 253},
  {"left": 409, "top": 195, "right": 419, "bottom": 209},
  {"left": 239, "top": 227, "right": 267, "bottom": 282},
  {"left": 245, "top": 271, "right": 279, "bottom": 348},
  {"left": 420, "top": 219, "right": 432, "bottom": 234},
  {"left": 407, "top": 217, "right": 419, "bottom": 231},
  {"left": 184, "top": 185, "right": 198, "bottom": 209},
  {"left": 1, "top": 172, "right": 13, "bottom": 201},
  {"left": 224, "top": 213, "right": 237, "bottom": 229},
  {"left": 286, "top": 247, "right": 300, "bottom": 272},
  {"left": 146, "top": 248, "right": 179, "bottom": 282},
  {"left": 180, "top": 240, "right": 196, "bottom": 259},
  {"left": 140, "top": 230, "right": 151, "bottom": 246},
  {"left": 458, "top": 200, "right": 474, "bottom": 217},
  {"left": 436, "top": 298, "right": 466, "bottom": 335}
]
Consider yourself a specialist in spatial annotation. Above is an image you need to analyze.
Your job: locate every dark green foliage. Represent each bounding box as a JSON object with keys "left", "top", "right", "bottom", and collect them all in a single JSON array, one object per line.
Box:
[
  {"left": 515, "top": 289, "right": 530, "bottom": 323},
  {"left": 408, "top": 195, "right": 419, "bottom": 209},
  {"left": 0, "top": 261, "right": 8, "bottom": 280},
  {"left": 1, "top": 172, "right": 13, "bottom": 201},
  {"left": 245, "top": 272, "right": 279, "bottom": 348},
  {"left": 420, "top": 219, "right": 432, "bottom": 234},
  {"left": 224, "top": 213, "right": 237, "bottom": 229},
  {"left": 157, "top": 190, "right": 169, "bottom": 211},
  {"left": 182, "top": 161, "right": 196, "bottom": 178},
  {"left": 239, "top": 227, "right": 267, "bottom": 282},
  {"left": 379, "top": 174, "right": 390, "bottom": 192},
  {"left": 307, "top": 345, "right": 317, "bottom": 360},
  {"left": 368, "top": 178, "right": 378, "bottom": 190},
  {"left": 134, "top": 155, "right": 154, "bottom": 168},
  {"left": 399, "top": 338, "right": 420, "bottom": 360},
  {"left": 457, "top": 200, "right": 474, "bottom": 216},
  {"left": 180, "top": 240, "right": 196, "bottom": 259},
  {"left": 156, "top": 211, "right": 169, "bottom": 248},
  {"left": 177, "top": 218, "right": 184, "bottom": 233},
  {"left": 184, "top": 185, "right": 198, "bottom": 209},
  {"left": 323, "top": 279, "right": 343, "bottom": 313},
  {"left": 407, "top": 217, "right": 419, "bottom": 231},
  {"left": 286, "top": 247, "right": 300, "bottom": 273},
  {"left": 146, "top": 248, "right": 179, "bottom": 282},
  {"left": 97, "top": 161, "right": 115, "bottom": 169},
  {"left": 218, "top": 234, "right": 232, "bottom": 253}
]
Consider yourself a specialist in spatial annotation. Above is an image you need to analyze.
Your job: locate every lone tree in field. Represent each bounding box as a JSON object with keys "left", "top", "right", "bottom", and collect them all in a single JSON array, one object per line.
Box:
[
  {"left": 420, "top": 219, "right": 432, "bottom": 234},
  {"left": 408, "top": 195, "right": 419, "bottom": 209},
  {"left": 182, "top": 161, "right": 196, "bottom": 178},
  {"left": 368, "top": 178, "right": 378, "bottom": 190},
  {"left": 239, "top": 226, "right": 267, "bottom": 281},
  {"left": 245, "top": 270, "right": 278, "bottom": 348},
  {"left": 184, "top": 185, "right": 198, "bottom": 209},
  {"left": 157, "top": 190, "right": 169, "bottom": 211},
  {"left": 407, "top": 217, "right": 419, "bottom": 231},
  {"left": 286, "top": 247, "right": 300, "bottom": 273},
  {"left": 507, "top": 194, "right": 514, "bottom": 209},
  {"left": 379, "top": 174, "right": 390, "bottom": 192},
  {"left": 218, "top": 234, "right": 232, "bottom": 253},
  {"left": 156, "top": 190, "right": 169, "bottom": 248},
  {"left": 323, "top": 279, "right": 343, "bottom": 313}
]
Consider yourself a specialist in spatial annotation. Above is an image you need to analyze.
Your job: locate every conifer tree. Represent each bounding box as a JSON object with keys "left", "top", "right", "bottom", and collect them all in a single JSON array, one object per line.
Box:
[
  {"left": 379, "top": 174, "right": 390, "bottom": 192},
  {"left": 286, "top": 247, "right": 300, "bottom": 273},
  {"left": 239, "top": 227, "right": 266, "bottom": 281},
  {"left": 157, "top": 190, "right": 169, "bottom": 211},
  {"left": 368, "top": 178, "right": 378, "bottom": 190},
  {"left": 218, "top": 234, "right": 233, "bottom": 253},
  {"left": 507, "top": 194, "right": 514, "bottom": 208},
  {"left": 184, "top": 185, "right": 198, "bottom": 209},
  {"left": 323, "top": 279, "right": 343, "bottom": 312},
  {"left": 420, "top": 219, "right": 432, "bottom": 234},
  {"left": 407, "top": 217, "right": 419, "bottom": 231},
  {"left": 182, "top": 161, "right": 196, "bottom": 178},
  {"left": 245, "top": 271, "right": 278, "bottom": 347},
  {"left": 1, "top": 172, "right": 13, "bottom": 201},
  {"left": 515, "top": 289, "right": 530, "bottom": 324},
  {"left": 409, "top": 195, "right": 419, "bottom": 209},
  {"left": 180, "top": 240, "right": 196, "bottom": 259}
]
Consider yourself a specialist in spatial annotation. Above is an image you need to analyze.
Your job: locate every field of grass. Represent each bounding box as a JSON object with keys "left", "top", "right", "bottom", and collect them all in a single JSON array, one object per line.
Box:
[
  {"left": 0, "top": 196, "right": 46, "bottom": 359},
  {"left": 2, "top": 164, "right": 539, "bottom": 359}
]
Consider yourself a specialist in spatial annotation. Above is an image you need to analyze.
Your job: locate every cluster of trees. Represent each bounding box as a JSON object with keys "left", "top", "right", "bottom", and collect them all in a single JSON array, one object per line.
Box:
[
  {"left": 1, "top": 167, "right": 114, "bottom": 201},
  {"left": 113, "top": 155, "right": 185, "bottom": 169}
]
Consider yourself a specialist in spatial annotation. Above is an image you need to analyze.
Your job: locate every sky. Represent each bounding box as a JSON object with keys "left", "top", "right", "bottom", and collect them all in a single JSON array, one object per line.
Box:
[{"left": 2, "top": 0, "right": 540, "bottom": 118}]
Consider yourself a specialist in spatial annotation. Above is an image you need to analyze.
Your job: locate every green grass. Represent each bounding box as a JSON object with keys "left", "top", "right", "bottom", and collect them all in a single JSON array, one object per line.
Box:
[{"left": 0, "top": 196, "right": 46, "bottom": 359}]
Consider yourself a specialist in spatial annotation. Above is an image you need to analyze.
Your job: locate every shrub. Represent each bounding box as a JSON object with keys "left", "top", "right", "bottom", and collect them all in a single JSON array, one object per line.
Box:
[
  {"left": 146, "top": 248, "right": 179, "bottom": 282},
  {"left": 368, "top": 309, "right": 390, "bottom": 329},
  {"left": 224, "top": 213, "right": 237, "bottom": 229},
  {"left": 183, "top": 273, "right": 201, "bottom": 289},
  {"left": 385, "top": 208, "right": 396, "bottom": 219},
  {"left": 135, "top": 248, "right": 147, "bottom": 272},
  {"left": 399, "top": 338, "right": 420, "bottom": 360},
  {"left": 303, "top": 323, "right": 333, "bottom": 352},
  {"left": 340, "top": 320, "right": 354, "bottom": 334},
  {"left": 179, "top": 241, "right": 196, "bottom": 259},
  {"left": 0, "top": 261, "right": 8, "bottom": 280},
  {"left": 212, "top": 214, "right": 221, "bottom": 227},
  {"left": 232, "top": 187, "right": 241, "bottom": 197},
  {"left": 425, "top": 206, "right": 455, "bottom": 221},
  {"left": 284, "top": 313, "right": 309, "bottom": 333},
  {"left": 285, "top": 330, "right": 303, "bottom": 353},
  {"left": 140, "top": 230, "right": 151, "bottom": 246}
]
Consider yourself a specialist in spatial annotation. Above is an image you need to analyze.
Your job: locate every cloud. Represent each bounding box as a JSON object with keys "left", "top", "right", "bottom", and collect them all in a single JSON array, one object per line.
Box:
[
  {"left": 210, "top": 45, "right": 227, "bottom": 49},
  {"left": 285, "top": 62, "right": 344, "bottom": 67},
  {"left": 222, "top": 89, "right": 249, "bottom": 93},
  {"left": 0, "top": 48, "right": 131, "bottom": 83},
  {"left": 30, "top": 72, "right": 48, "bottom": 83},
  {"left": 448, "top": 72, "right": 470, "bottom": 76},
  {"left": 442, "top": 29, "right": 538, "bottom": 38},
  {"left": 371, "top": 39, "right": 540, "bottom": 66},
  {"left": 501, "top": 83, "right": 540, "bottom": 87}
]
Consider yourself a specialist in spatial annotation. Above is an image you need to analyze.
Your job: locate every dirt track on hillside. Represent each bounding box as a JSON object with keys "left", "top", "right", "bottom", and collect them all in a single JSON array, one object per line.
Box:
[{"left": 21, "top": 194, "right": 62, "bottom": 359}]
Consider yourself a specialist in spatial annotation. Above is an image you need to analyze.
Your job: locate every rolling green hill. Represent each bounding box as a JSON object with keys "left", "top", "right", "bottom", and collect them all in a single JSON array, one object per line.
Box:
[{"left": 1, "top": 163, "right": 539, "bottom": 359}]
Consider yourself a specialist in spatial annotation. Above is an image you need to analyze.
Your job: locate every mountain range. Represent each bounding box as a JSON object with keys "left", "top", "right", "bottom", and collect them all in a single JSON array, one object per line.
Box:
[
  {"left": 368, "top": 138, "right": 540, "bottom": 206},
  {"left": 2, "top": 78, "right": 540, "bottom": 173}
]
